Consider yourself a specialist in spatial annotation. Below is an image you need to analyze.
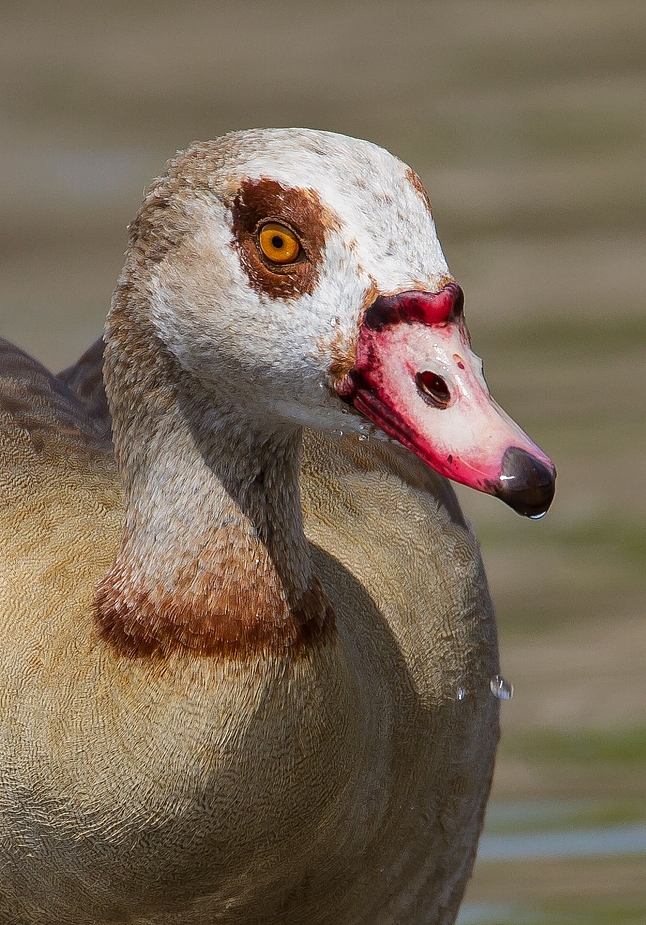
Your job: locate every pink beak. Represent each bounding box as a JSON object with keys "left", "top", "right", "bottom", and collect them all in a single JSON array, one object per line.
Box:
[{"left": 336, "top": 284, "right": 556, "bottom": 517}]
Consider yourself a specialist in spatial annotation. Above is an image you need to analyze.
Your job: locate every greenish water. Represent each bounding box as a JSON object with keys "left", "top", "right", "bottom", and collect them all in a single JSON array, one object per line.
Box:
[
  {"left": 458, "top": 901, "right": 646, "bottom": 925},
  {"left": 458, "top": 800, "right": 646, "bottom": 925}
]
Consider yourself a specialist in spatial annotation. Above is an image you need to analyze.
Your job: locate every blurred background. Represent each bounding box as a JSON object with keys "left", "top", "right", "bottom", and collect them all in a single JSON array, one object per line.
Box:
[{"left": 1, "top": 1, "right": 644, "bottom": 921}]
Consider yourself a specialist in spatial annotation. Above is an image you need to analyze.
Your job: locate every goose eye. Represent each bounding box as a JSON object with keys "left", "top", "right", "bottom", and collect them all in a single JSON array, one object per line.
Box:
[{"left": 258, "top": 223, "right": 301, "bottom": 264}]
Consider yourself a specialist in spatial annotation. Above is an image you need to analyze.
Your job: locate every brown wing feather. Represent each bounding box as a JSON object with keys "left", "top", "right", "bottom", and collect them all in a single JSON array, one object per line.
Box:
[
  {"left": 0, "top": 337, "right": 110, "bottom": 452},
  {"left": 57, "top": 336, "right": 111, "bottom": 439}
]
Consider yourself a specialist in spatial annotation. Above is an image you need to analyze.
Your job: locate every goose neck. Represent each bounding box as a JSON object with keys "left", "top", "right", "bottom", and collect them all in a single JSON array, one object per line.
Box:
[{"left": 96, "top": 310, "right": 334, "bottom": 659}]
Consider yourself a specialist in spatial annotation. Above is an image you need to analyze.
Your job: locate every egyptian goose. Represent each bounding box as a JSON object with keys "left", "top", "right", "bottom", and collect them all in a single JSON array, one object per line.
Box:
[{"left": 0, "top": 129, "right": 555, "bottom": 924}]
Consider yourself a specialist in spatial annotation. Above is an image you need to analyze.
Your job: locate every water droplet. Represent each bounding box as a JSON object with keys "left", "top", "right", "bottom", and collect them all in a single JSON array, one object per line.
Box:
[
  {"left": 456, "top": 687, "right": 466, "bottom": 701},
  {"left": 530, "top": 511, "right": 547, "bottom": 520},
  {"left": 358, "top": 433, "right": 368, "bottom": 442},
  {"left": 490, "top": 675, "right": 514, "bottom": 700}
]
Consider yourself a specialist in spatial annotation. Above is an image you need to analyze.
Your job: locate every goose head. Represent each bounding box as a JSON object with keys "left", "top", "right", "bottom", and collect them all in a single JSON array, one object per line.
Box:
[{"left": 111, "top": 128, "right": 555, "bottom": 517}]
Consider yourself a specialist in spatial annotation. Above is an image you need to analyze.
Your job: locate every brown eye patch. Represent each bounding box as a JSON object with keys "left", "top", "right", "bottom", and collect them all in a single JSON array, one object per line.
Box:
[{"left": 231, "top": 178, "right": 338, "bottom": 299}]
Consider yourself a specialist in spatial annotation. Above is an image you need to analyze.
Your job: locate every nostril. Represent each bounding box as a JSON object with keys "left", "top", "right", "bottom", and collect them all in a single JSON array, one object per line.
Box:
[{"left": 415, "top": 371, "right": 451, "bottom": 409}]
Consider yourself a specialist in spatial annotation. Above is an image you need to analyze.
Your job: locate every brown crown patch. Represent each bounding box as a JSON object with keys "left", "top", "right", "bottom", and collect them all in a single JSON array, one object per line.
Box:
[
  {"left": 231, "top": 178, "right": 340, "bottom": 300},
  {"left": 405, "top": 167, "right": 432, "bottom": 212}
]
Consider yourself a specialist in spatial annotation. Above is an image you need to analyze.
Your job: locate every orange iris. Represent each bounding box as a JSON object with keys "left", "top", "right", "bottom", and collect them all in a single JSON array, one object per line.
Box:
[{"left": 258, "top": 223, "right": 300, "bottom": 264}]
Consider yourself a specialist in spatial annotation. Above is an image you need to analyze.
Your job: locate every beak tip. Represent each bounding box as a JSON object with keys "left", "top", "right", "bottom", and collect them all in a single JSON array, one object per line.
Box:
[{"left": 495, "top": 446, "right": 556, "bottom": 518}]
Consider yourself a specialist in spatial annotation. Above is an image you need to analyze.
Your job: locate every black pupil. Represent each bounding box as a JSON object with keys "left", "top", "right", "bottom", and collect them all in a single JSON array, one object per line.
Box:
[{"left": 271, "top": 235, "right": 284, "bottom": 250}]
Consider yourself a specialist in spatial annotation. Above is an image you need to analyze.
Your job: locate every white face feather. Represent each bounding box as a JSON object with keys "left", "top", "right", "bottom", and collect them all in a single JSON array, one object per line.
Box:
[{"left": 145, "top": 128, "right": 451, "bottom": 434}]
